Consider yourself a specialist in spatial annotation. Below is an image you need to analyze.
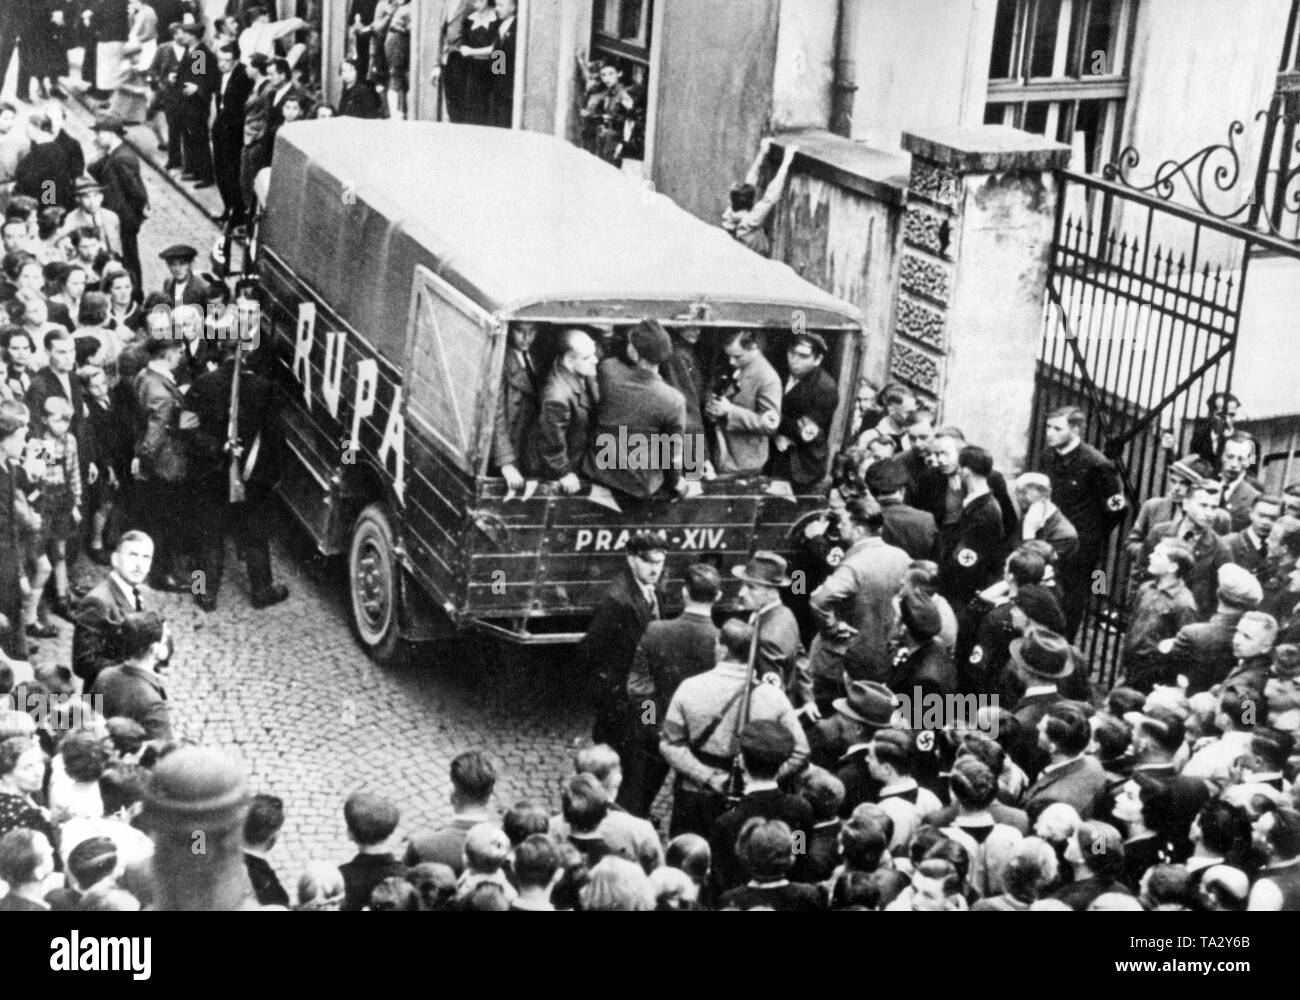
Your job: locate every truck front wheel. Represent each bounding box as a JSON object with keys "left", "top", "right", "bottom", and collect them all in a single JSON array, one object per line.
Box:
[{"left": 348, "top": 502, "right": 407, "bottom": 667}]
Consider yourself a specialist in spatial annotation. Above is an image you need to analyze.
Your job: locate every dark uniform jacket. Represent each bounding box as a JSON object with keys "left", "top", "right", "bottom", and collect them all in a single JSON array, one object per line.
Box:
[
  {"left": 184, "top": 357, "right": 284, "bottom": 492},
  {"left": 879, "top": 497, "right": 938, "bottom": 561},
  {"left": 14, "top": 140, "right": 77, "bottom": 210},
  {"left": 524, "top": 367, "right": 595, "bottom": 481},
  {"left": 583, "top": 358, "right": 686, "bottom": 499},
  {"left": 939, "top": 492, "right": 1005, "bottom": 607},
  {"left": 1042, "top": 441, "right": 1126, "bottom": 556},
  {"left": 775, "top": 367, "right": 838, "bottom": 487},
  {"left": 339, "top": 81, "right": 383, "bottom": 119},
  {"left": 177, "top": 41, "right": 218, "bottom": 108},
  {"left": 1164, "top": 610, "right": 1243, "bottom": 695},
  {"left": 885, "top": 636, "right": 957, "bottom": 697},
  {"left": 710, "top": 789, "right": 814, "bottom": 892},
  {"left": 491, "top": 346, "right": 539, "bottom": 472}
]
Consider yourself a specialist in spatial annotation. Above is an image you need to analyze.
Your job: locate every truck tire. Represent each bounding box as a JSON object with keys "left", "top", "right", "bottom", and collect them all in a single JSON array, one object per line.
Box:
[{"left": 348, "top": 502, "right": 407, "bottom": 667}]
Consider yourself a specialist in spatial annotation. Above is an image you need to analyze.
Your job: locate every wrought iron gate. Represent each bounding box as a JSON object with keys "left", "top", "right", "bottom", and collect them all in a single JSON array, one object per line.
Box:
[{"left": 1028, "top": 100, "right": 1300, "bottom": 687}]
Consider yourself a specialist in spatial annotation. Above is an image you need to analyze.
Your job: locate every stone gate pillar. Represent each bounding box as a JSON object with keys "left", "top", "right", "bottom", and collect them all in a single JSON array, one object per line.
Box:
[{"left": 891, "top": 126, "right": 1070, "bottom": 473}]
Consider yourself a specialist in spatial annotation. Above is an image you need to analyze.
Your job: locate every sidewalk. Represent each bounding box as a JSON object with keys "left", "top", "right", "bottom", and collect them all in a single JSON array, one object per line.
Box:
[{"left": 59, "top": 51, "right": 225, "bottom": 225}]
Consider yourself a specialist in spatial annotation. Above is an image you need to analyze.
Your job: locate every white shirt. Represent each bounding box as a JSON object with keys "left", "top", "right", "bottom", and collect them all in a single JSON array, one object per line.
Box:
[{"left": 1182, "top": 730, "right": 1255, "bottom": 785}]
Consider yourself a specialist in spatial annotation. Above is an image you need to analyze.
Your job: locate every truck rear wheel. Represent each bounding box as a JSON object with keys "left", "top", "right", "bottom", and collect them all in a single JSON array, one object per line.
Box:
[{"left": 348, "top": 502, "right": 407, "bottom": 667}]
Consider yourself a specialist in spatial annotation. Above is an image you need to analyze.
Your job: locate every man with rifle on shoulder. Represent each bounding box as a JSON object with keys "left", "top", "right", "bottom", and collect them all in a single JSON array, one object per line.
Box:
[
  {"left": 183, "top": 278, "right": 289, "bottom": 613},
  {"left": 660, "top": 618, "right": 808, "bottom": 839}
]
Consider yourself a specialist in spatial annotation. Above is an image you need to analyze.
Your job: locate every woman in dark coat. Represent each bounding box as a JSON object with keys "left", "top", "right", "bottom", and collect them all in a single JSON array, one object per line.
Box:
[{"left": 457, "top": 0, "right": 498, "bottom": 127}]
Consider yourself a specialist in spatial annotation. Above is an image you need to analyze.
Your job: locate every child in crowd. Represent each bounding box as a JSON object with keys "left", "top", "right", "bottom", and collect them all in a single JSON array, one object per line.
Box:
[
  {"left": 455, "top": 822, "right": 518, "bottom": 905},
  {"left": 78, "top": 364, "right": 115, "bottom": 564},
  {"left": 29, "top": 396, "right": 81, "bottom": 625},
  {"left": 337, "top": 791, "right": 406, "bottom": 912}
]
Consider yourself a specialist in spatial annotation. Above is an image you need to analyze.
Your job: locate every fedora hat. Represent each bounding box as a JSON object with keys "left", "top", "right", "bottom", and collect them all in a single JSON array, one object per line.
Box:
[
  {"left": 732, "top": 551, "right": 792, "bottom": 588},
  {"left": 832, "top": 679, "right": 897, "bottom": 729},
  {"left": 1009, "top": 627, "right": 1074, "bottom": 681}
]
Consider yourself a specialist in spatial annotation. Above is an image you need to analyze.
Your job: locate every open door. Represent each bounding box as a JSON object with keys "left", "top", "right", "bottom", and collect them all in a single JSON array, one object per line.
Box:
[{"left": 403, "top": 266, "right": 501, "bottom": 477}]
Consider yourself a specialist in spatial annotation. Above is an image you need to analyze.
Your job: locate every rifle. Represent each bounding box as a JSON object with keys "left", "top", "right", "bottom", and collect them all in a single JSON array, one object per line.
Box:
[
  {"left": 725, "top": 603, "right": 768, "bottom": 803},
  {"left": 227, "top": 341, "right": 246, "bottom": 504}
]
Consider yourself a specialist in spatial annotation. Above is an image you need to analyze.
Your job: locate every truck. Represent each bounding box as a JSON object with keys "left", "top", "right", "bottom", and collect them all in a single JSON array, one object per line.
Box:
[{"left": 251, "top": 121, "right": 866, "bottom": 664}]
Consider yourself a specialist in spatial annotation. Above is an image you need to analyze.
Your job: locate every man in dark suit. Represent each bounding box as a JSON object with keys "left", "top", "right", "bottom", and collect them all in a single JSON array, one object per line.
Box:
[
  {"left": 211, "top": 43, "right": 252, "bottom": 229},
  {"left": 579, "top": 529, "right": 668, "bottom": 757},
  {"left": 1162, "top": 564, "right": 1262, "bottom": 694},
  {"left": 1007, "top": 627, "right": 1074, "bottom": 779},
  {"left": 1220, "top": 433, "right": 1262, "bottom": 534},
  {"left": 243, "top": 794, "right": 290, "bottom": 907},
  {"left": 866, "top": 460, "right": 937, "bottom": 560},
  {"left": 149, "top": 22, "right": 187, "bottom": 171},
  {"left": 239, "top": 54, "right": 274, "bottom": 219},
  {"left": 917, "top": 429, "right": 1017, "bottom": 560},
  {"left": 938, "top": 444, "right": 1005, "bottom": 608},
  {"left": 1023, "top": 703, "right": 1108, "bottom": 818},
  {"left": 490, "top": 0, "right": 518, "bottom": 128},
  {"left": 174, "top": 20, "right": 216, "bottom": 188},
  {"left": 523, "top": 329, "right": 596, "bottom": 493},
  {"left": 89, "top": 115, "right": 149, "bottom": 294},
  {"left": 1190, "top": 391, "right": 1239, "bottom": 473},
  {"left": 14, "top": 113, "right": 78, "bottom": 211},
  {"left": 709, "top": 721, "right": 813, "bottom": 892},
  {"left": 87, "top": 610, "right": 173, "bottom": 743},
  {"left": 621, "top": 563, "right": 720, "bottom": 817},
  {"left": 1041, "top": 406, "right": 1127, "bottom": 638},
  {"left": 72, "top": 530, "right": 156, "bottom": 688},
  {"left": 884, "top": 592, "right": 956, "bottom": 697},
  {"left": 26, "top": 329, "right": 89, "bottom": 471},
  {"left": 771, "top": 333, "right": 838, "bottom": 490},
  {"left": 490, "top": 323, "right": 539, "bottom": 491},
  {"left": 184, "top": 339, "right": 290, "bottom": 612},
  {"left": 1225, "top": 494, "right": 1282, "bottom": 580},
  {"left": 583, "top": 320, "right": 689, "bottom": 501}
]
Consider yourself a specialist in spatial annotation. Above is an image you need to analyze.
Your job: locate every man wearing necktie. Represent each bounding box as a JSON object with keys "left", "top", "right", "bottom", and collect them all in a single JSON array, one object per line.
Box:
[
  {"left": 1140, "top": 481, "right": 1232, "bottom": 618},
  {"left": 490, "top": 323, "right": 539, "bottom": 491},
  {"left": 1225, "top": 495, "right": 1281, "bottom": 583},
  {"left": 579, "top": 530, "right": 668, "bottom": 761},
  {"left": 73, "top": 530, "right": 172, "bottom": 689},
  {"left": 1219, "top": 433, "right": 1262, "bottom": 534}
]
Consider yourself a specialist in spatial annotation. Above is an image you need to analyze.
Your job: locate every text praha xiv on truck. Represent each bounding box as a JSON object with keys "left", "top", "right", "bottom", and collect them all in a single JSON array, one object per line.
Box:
[{"left": 243, "top": 121, "right": 864, "bottom": 664}]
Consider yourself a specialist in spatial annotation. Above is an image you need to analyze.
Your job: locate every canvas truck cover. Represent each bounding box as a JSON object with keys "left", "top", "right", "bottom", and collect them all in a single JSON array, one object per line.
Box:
[{"left": 260, "top": 121, "right": 863, "bottom": 351}]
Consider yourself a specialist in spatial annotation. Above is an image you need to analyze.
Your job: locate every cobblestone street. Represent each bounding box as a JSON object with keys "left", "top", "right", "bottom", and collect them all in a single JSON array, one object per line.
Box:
[{"left": 26, "top": 95, "right": 596, "bottom": 884}]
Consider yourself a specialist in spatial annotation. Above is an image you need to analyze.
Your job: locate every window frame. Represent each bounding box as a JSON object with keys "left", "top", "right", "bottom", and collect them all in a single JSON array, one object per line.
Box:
[{"left": 984, "top": 0, "right": 1139, "bottom": 174}]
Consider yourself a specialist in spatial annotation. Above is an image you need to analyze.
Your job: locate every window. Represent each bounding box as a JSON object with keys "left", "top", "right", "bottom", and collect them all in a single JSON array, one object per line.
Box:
[
  {"left": 1279, "top": 0, "right": 1300, "bottom": 88},
  {"left": 581, "top": 1, "right": 654, "bottom": 170},
  {"left": 985, "top": 0, "right": 1138, "bottom": 174},
  {"left": 592, "top": 0, "right": 654, "bottom": 80}
]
